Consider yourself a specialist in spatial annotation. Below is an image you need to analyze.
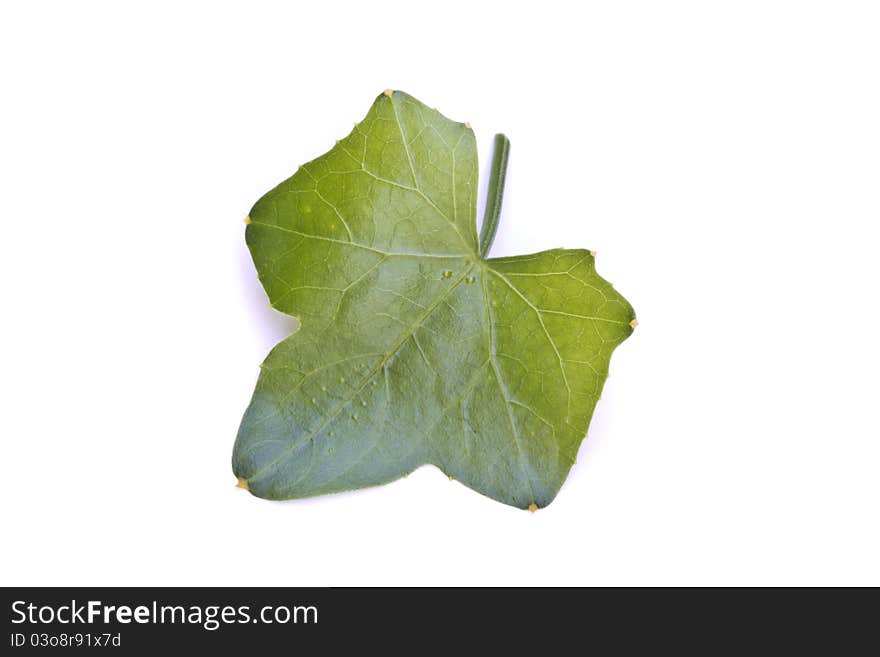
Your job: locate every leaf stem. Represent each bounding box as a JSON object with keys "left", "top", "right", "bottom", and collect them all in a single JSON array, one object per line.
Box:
[{"left": 479, "top": 133, "right": 510, "bottom": 257}]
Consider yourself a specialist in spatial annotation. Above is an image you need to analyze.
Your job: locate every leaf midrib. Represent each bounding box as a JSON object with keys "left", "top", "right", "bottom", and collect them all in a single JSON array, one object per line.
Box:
[{"left": 246, "top": 262, "right": 477, "bottom": 486}]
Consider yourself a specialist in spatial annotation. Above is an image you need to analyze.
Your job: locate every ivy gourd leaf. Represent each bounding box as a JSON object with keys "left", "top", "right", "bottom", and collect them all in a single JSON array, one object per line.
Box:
[{"left": 233, "top": 90, "right": 635, "bottom": 509}]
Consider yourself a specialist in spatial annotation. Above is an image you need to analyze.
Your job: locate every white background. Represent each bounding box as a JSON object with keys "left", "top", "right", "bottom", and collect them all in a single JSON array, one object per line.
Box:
[{"left": 2, "top": 1, "right": 878, "bottom": 586}]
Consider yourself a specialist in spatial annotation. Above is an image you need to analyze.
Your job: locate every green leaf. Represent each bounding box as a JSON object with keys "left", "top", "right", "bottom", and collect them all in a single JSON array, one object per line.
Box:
[{"left": 234, "top": 90, "right": 635, "bottom": 509}]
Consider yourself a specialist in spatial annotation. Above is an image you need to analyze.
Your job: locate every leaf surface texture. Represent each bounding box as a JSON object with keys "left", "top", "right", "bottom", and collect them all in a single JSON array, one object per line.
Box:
[{"left": 234, "top": 91, "right": 635, "bottom": 508}]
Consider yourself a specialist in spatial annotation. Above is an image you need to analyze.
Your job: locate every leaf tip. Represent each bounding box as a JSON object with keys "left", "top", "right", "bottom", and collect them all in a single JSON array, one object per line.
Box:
[
  {"left": 464, "top": 122, "right": 471, "bottom": 129},
  {"left": 244, "top": 215, "right": 252, "bottom": 225},
  {"left": 629, "top": 319, "right": 638, "bottom": 329},
  {"left": 383, "top": 88, "right": 394, "bottom": 98},
  {"left": 590, "top": 250, "right": 596, "bottom": 257},
  {"left": 236, "top": 477, "right": 249, "bottom": 491},
  {"left": 527, "top": 503, "right": 538, "bottom": 513}
]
